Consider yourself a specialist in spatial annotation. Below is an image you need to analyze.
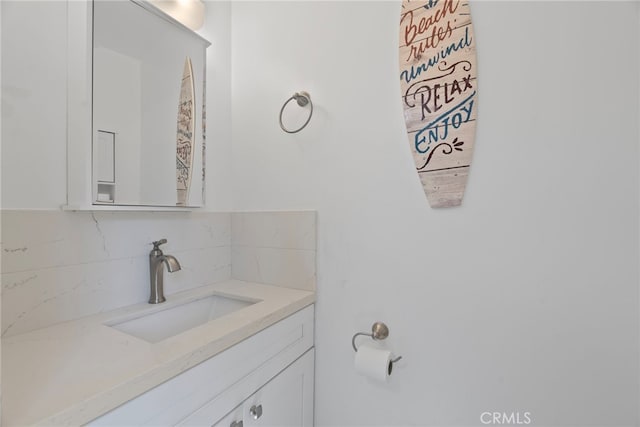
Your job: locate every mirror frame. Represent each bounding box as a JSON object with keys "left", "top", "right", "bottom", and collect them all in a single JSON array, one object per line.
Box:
[{"left": 65, "top": 0, "right": 210, "bottom": 211}]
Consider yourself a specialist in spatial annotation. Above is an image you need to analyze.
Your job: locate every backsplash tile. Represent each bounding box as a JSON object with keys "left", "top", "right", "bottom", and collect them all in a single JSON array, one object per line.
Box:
[
  {"left": 231, "top": 211, "right": 316, "bottom": 291},
  {"left": 163, "top": 246, "right": 232, "bottom": 295},
  {"left": 1, "top": 210, "right": 315, "bottom": 336},
  {"left": 2, "top": 258, "right": 148, "bottom": 337},
  {"left": 1, "top": 211, "right": 230, "bottom": 274},
  {"left": 232, "top": 211, "right": 316, "bottom": 250},
  {"left": 231, "top": 246, "right": 315, "bottom": 291},
  {"left": 1, "top": 211, "right": 232, "bottom": 337}
]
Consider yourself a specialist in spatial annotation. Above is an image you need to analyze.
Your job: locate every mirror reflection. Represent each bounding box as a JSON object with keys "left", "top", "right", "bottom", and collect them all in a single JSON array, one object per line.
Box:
[{"left": 92, "top": 0, "right": 209, "bottom": 207}]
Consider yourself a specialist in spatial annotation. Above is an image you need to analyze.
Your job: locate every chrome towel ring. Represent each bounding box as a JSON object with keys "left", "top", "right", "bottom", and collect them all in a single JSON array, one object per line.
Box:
[{"left": 279, "top": 91, "right": 313, "bottom": 134}]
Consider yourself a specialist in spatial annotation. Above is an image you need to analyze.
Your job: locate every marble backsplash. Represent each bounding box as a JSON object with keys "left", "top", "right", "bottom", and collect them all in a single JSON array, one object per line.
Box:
[
  {"left": 232, "top": 211, "right": 316, "bottom": 291},
  {"left": 1, "top": 210, "right": 316, "bottom": 337}
]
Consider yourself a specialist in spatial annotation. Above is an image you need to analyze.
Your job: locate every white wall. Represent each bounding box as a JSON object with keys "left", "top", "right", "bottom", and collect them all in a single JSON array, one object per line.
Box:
[
  {"left": 93, "top": 47, "right": 142, "bottom": 203},
  {"left": 1, "top": 0, "right": 4, "bottom": 419},
  {"left": 230, "top": 1, "right": 639, "bottom": 426},
  {"left": 1, "top": 1, "right": 67, "bottom": 209},
  {"left": 198, "top": 1, "right": 233, "bottom": 211}
]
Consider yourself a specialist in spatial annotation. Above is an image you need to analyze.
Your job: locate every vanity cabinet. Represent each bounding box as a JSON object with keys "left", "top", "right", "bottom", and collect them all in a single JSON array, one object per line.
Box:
[
  {"left": 187, "top": 350, "right": 314, "bottom": 427},
  {"left": 89, "top": 305, "right": 314, "bottom": 426}
]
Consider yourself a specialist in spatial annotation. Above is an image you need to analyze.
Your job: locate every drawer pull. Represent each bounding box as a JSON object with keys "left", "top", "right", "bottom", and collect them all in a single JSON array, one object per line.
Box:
[
  {"left": 229, "top": 421, "right": 243, "bottom": 427},
  {"left": 249, "top": 404, "right": 263, "bottom": 420}
]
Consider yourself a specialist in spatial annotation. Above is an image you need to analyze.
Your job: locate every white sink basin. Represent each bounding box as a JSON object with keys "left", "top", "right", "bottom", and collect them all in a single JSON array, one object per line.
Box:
[{"left": 106, "top": 295, "right": 257, "bottom": 343}]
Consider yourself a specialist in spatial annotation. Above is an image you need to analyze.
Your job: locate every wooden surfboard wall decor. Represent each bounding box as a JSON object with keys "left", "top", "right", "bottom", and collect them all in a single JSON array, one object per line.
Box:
[
  {"left": 176, "top": 57, "right": 196, "bottom": 206},
  {"left": 399, "top": 0, "right": 478, "bottom": 208}
]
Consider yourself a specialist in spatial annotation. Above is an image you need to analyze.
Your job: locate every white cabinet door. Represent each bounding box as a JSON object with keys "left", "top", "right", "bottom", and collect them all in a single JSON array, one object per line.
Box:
[
  {"left": 242, "top": 349, "right": 314, "bottom": 427},
  {"left": 210, "top": 350, "right": 314, "bottom": 427}
]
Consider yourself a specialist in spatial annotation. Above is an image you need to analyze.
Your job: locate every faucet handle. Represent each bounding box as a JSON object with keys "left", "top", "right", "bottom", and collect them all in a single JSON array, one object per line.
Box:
[{"left": 151, "top": 239, "right": 168, "bottom": 250}]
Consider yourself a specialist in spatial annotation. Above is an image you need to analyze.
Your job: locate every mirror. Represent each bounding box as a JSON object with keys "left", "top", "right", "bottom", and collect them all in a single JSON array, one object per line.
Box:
[{"left": 92, "top": 0, "right": 210, "bottom": 207}]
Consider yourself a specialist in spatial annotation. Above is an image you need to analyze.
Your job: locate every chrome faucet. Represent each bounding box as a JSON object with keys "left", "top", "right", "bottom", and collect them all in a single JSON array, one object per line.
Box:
[{"left": 149, "top": 239, "right": 181, "bottom": 304}]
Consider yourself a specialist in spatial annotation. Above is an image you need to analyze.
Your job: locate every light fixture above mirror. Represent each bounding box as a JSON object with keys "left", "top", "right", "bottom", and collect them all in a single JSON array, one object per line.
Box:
[{"left": 149, "top": 0, "right": 205, "bottom": 30}]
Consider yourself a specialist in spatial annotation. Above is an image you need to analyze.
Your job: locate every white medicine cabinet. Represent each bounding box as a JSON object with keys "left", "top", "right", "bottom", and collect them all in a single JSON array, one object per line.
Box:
[{"left": 66, "top": 0, "right": 210, "bottom": 211}]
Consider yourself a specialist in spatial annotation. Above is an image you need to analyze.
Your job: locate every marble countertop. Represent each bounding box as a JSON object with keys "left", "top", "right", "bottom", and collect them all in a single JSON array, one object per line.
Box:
[{"left": 2, "top": 280, "right": 315, "bottom": 426}]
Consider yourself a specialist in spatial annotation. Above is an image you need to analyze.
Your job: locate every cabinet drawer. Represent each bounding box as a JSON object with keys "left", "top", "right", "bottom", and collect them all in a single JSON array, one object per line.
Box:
[{"left": 90, "top": 305, "right": 314, "bottom": 426}]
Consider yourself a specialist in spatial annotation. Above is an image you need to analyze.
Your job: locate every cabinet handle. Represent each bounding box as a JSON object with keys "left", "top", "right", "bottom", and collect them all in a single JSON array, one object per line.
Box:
[
  {"left": 249, "top": 404, "right": 263, "bottom": 420},
  {"left": 229, "top": 421, "right": 243, "bottom": 427}
]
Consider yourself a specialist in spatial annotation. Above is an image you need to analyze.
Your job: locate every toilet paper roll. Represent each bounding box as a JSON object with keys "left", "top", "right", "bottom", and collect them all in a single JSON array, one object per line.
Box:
[{"left": 354, "top": 343, "right": 393, "bottom": 382}]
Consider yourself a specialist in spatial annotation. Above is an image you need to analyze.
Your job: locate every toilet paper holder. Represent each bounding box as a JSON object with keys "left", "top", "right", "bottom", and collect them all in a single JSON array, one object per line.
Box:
[{"left": 352, "top": 322, "right": 402, "bottom": 363}]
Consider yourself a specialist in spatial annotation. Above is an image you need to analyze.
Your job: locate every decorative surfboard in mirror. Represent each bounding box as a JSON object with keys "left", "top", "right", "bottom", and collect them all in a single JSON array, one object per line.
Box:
[
  {"left": 176, "top": 57, "right": 196, "bottom": 206},
  {"left": 399, "top": 0, "right": 478, "bottom": 208}
]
